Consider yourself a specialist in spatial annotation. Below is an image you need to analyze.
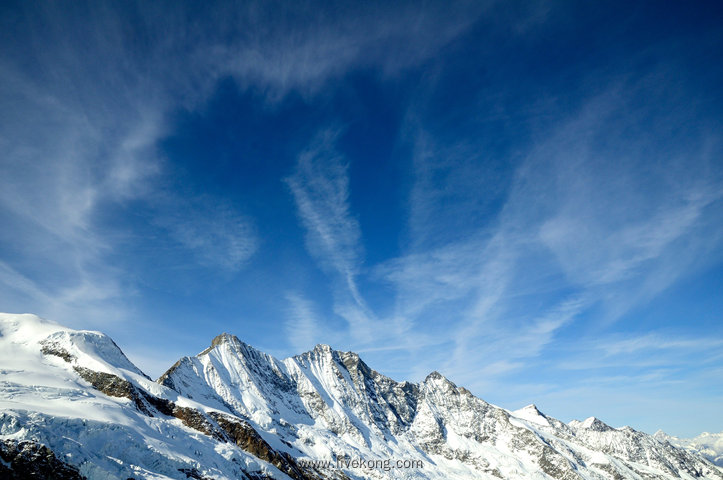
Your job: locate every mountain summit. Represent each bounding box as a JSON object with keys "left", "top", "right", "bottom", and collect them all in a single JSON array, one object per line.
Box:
[{"left": 1, "top": 313, "right": 721, "bottom": 479}]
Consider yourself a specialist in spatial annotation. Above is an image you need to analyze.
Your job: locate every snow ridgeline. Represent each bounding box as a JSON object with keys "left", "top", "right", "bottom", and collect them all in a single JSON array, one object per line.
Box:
[{"left": 0, "top": 313, "right": 721, "bottom": 480}]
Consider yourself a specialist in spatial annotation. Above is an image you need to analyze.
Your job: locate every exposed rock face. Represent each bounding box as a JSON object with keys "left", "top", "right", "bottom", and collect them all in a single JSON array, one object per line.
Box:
[
  {"left": 40, "top": 343, "right": 76, "bottom": 363},
  {"left": 36, "top": 328, "right": 323, "bottom": 478},
  {"left": 1, "top": 313, "right": 721, "bottom": 480},
  {"left": 160, "top": 334, "right": 723, "bottom": 480},
  {"left": 210, "top": 412, "right": 318, "bottom": 480},
  {"left": 73, "top": 366, "right": 154, "bottom": 414},
  {"left": 0, "top": 439, "right": 86, "bottom": 480},
  {"left": 177, "top": 467, "right": 216, "bottom": 480},
  {"left": 65, "top": 350, "right": 319, "bottom": 477}
]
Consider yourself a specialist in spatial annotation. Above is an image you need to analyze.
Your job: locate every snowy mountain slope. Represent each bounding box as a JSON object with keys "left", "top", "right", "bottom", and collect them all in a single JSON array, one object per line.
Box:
[
  {"left": 0, "top": 313, "right": 328, "bottom": 480},
  {"left": 1, "top": 312, "right": 721, "bottom": 480},
  {"left": 160, "top": 332, "right": 723, "bottom": 480},
  {"left": 655, "top": 430, "right": 723, "bottom": 467}
]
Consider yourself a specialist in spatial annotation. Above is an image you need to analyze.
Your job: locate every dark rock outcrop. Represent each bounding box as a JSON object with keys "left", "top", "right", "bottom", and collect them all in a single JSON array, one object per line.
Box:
[
  {"left": 210, "top": 412, "right": 320, "bottom": 480},
  {"left": 0, "top": 439, "right": 85, "bottom": 480},
  {"left": 68, "top": 362, "right": 323, "bottom": 479}
]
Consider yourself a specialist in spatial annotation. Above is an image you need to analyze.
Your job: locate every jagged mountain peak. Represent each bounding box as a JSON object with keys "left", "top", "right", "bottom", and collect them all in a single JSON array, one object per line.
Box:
[
  {"left": 292, "top": 343, "right": 380, "bottom": 379},
  {"left": 423, "top": 370, "right": 459, "bottom": 389},
  {"left": 4, "top": 313, "right": 723, "bottom": 480},
  {"left": 294, "top": 342, "right": 346, "bottom": 362},
  {"left": 512, "top": 403, "right": 551, "bottom": 427},
  {"left": 211, "top": 332, "right": 240, "bottom": 347},
  {"left": 198, "top": 332, "right": 272, "bottom": 366},
  {"left": 1, "top": 313, "right": 312, "bottom": 479},
  {"left": 570, "top": 416, "right": 614, "bottom": 432},
  {"left": 521, "top": 404, "right": 547, "bottom": 417},
  {"left": 202, "top": 332, "right": 253, "bottom": 354},
  {"left": 312, "top": 342, "right": 334, "bottom": 353},
  {"left": 517, "top": 403, "right": 545, "bottom": 416},
  {"left": 292, "top": 342, "right": 347, "bottom": 365},
  {"left": 582, "top": 416, "right": 612, "bottom": 431}
]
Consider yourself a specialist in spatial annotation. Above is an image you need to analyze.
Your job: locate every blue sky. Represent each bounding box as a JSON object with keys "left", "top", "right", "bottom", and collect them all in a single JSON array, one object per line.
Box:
[{"left": 1, "top": 1, "right": 722, "bottom": 437}]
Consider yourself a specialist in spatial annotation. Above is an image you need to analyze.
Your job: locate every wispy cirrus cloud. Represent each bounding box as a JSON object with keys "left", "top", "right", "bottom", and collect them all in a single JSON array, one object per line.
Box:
[
  {"left": 1, "top": 0, "right": 495, "bottom": 372},
  {"left": 217, "top": 2, "right": 491, "bottom": 100},
  {"left": 374, "top": 237, "right": 486, "bottom": 318},
  {"left": 284, "top": 131, "right": 379, "bottom": 344},
  {"left": 0, "top": 4, "right": 251, "bottom": 328},
  {"left": 527, "top": 329, "right": 723, "bottom": 436},
  {"left": 282, "top": 72, "right": 721, "bottom": 391},
  {"left": 283, "top": 293, "right": 320, "bottom": 353},
  {"left": 283, "top": 292, "right": 344, "bottom": 354},
  {"left": 285, "top": 131, "right": 363, "bottom": 294},
  {"left": 5, "top": 0, "right": 490, "bottom": 303},
  {"left": 374, "top": 61, "right": 723, "bottom": 393},
  {"left": 0, "top": 70, "right": 150, "bottom": 325},
  {"left": 153, "top": 196, "right": 258, "bottom": 272},
  {"left": 558, "top": 332, "right": 723, "bottom": 369},
  {"left": 2, "top": 0, "right": 721, "bottom": 437}
]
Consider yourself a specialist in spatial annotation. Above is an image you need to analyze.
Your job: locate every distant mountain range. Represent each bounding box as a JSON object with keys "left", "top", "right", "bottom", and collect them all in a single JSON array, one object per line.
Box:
[
  {"left": 654, "top": 431, "right": 723, "bottom": 468},
  {"left": 1, "top": 313, "right": 721, "bottom": 479}
]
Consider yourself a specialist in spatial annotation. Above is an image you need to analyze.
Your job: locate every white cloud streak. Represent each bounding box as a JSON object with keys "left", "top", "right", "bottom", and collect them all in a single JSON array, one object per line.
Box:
[
  {"left": 2, "top": 1, "right": 721, "bottom": 420},
  {"left": 155, "top": 196, "right": 258, "bottom": 272},
  {"left": 217, "top": 2, "right": 491, "bottom": 100},
  {"left": 285, "top": 131, "right": 362, "bottom": 291},
  {"left": 283, "top": 293, "right": 324, "bottom": 353},
  {"left": 375, "top": 66, "right": 723, "bottom": 391},
  {"left": 284, "top": 131, "right": 380, "bottom": 343},
  {"left": 0, "top": 1, "right": 495, "bottom": 374}
]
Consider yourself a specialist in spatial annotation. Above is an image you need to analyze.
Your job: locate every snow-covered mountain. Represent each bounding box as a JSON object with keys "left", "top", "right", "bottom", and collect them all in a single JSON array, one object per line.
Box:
[
  {"left": 654, "top": 430, "right": 723, "bottom": 467},
  {"left": 1, "top": 313, "right": 721, "bottom": 480}
]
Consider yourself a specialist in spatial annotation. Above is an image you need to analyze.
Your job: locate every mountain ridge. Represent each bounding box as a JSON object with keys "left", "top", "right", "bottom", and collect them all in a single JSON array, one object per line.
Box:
[
  {"left": 1, "top": 313, "right": 721, "bottom": 479},
  {"left": 655, "top": 430, "right": 723, "bottom": 467}
]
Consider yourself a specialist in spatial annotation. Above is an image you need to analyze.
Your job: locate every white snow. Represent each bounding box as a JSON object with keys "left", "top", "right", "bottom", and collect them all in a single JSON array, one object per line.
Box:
[
  {"left": 0, "top": 313, "right": 294, "bottom": 480},
  {"left": 656, "top": 430, "right": 723, "bottom": 467},
  {"left": 1, "top": 312, "right": 721, "bottom": 480},
  {"left": 511, "top": 404, "right": 550, "bottom": 427}
]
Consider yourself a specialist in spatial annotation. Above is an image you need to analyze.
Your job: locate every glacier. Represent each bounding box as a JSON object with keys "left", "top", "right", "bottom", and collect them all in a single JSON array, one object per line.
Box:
[{"left": 1, "top": 313, "right": 721, "bottom": 480}]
